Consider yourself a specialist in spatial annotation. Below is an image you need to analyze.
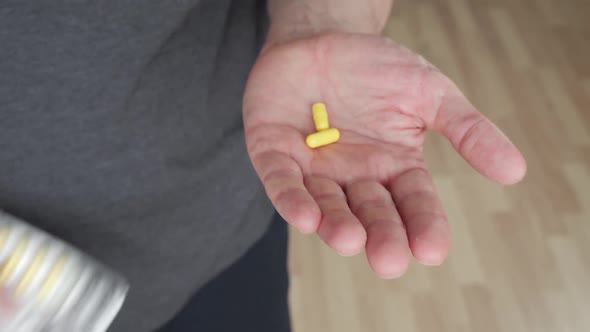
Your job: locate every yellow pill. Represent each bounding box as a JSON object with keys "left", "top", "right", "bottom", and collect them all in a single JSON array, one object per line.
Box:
[
  {"left": 15, "top": 246, "right": 47, "bottom": 296},
  {"left": 0, "top": 237, "right": 28, "bottom": 283},
  {"left": 306, "top": 128, "right": 340, "bottom": 148},
  {"left": 312, "top": 102, "right": 330, "bottom": 131},
  {"left": 38, "top": 255, "right": 67, "bottom": 301}
]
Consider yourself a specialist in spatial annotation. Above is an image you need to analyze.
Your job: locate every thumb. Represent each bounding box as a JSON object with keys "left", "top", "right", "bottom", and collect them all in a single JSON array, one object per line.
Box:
[{"left": 428, "top": 79, "right": 527, "bottom": 185}]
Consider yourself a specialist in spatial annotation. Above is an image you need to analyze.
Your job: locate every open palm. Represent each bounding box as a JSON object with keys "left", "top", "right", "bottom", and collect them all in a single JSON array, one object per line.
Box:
[{"left": 243, "top": 33, "right": 526, "bottom": 278}]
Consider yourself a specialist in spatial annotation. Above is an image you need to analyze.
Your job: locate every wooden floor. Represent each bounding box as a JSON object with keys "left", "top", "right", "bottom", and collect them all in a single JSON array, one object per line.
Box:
[{"left": 288, "top": 0, "right": 590, "bottom": 331}]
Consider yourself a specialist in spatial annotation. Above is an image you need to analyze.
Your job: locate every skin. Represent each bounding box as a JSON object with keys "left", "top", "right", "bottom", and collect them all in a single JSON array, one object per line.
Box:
[
  {"left": 244, "top": 1, "right": 527, "bottom": 278},
  {"left": 0, "top": 290, "right": 14, "bottom": 320}
]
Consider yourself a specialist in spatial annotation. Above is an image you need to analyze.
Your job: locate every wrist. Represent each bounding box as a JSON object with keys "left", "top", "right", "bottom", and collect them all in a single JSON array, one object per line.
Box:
[{"left": 265, "top": 2, "right": 390, "bottom": 47}]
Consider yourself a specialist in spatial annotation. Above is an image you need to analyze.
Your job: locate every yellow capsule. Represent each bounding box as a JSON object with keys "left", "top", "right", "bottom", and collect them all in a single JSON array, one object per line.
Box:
[
  {"left": 306, "top": 128, "right": 340, "bottom": 148},
  {"left": 312, "top": 102, "right": 330, "bottom": 131},
  {"left": 15, "top": 246, "right": 47, "bottom": 296},
  {"left": 38, "top": 255, "right": 67, "bottom": 300},
  {"left": 0, "top": 237, "right": 28, "bottom": 283}
]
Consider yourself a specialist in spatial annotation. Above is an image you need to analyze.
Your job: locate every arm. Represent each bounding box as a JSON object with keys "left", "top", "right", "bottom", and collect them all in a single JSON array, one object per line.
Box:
[{"left": 266, "top": 0, "right": 394, "bottom": 45}]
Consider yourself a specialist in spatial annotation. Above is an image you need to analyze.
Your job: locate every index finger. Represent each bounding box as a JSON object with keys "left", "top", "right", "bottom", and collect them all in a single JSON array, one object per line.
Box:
[{"left": 252, "top": 151, "right": 321, "bottom": 233}]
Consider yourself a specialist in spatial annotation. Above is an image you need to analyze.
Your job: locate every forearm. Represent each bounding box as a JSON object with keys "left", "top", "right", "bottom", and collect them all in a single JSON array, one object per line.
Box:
[{"left": 266, "top": 0, "right": 394, "bottom": 45}]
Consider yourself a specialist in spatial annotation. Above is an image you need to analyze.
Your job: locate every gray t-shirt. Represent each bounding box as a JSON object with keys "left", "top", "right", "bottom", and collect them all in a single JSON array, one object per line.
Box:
[{"left": 0, "top": 1, "right": 274, "bottom": 331}]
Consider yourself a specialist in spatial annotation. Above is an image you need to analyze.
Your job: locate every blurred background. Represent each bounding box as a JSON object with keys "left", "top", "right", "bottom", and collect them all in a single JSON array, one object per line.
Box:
[{"left": 288, "top": 0, "right": 590, "bottom": 331}]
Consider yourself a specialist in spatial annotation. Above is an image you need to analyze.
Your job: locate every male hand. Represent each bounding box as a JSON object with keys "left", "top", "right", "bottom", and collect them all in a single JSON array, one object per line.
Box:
[
  {"left": 243, "top": 33, "right": 526, "bottom": 278},
  {"left": 0, "top": 289, "right": 15, "bottom": 322}
]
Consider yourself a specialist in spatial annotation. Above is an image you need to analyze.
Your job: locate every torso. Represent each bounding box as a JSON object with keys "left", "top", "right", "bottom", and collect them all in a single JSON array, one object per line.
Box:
[{"left": 0, "top": 1, "right": 272, "bottom": 330}]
